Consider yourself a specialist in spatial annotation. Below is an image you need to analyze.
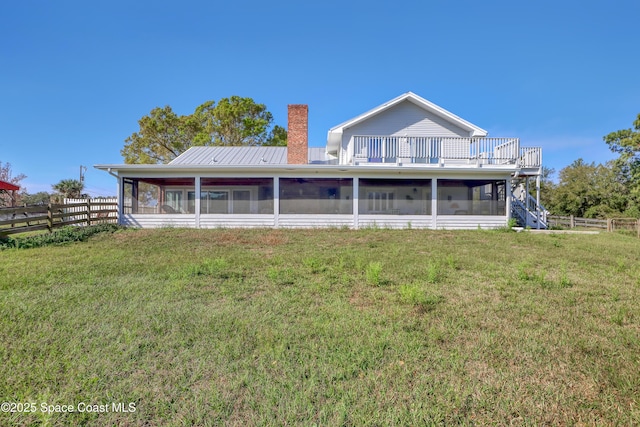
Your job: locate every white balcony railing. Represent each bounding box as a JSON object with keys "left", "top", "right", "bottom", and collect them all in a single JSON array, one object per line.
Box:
[{"left": 351, "top": 136, "right": 542, "bottom": 168}]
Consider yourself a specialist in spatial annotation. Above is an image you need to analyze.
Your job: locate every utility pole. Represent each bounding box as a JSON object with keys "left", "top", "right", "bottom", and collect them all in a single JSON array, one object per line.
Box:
[{"left": 80, "top": 165, "right": 87, "bottom": 183}]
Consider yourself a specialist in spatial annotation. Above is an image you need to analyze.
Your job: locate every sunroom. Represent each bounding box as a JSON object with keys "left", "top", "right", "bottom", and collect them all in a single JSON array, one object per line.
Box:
[{"left": 118, "top": 173, "right": 509, "bottom": 229}]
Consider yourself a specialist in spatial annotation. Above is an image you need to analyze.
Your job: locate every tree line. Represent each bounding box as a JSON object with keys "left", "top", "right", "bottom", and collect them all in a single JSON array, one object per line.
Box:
[{"left": 541, "top": 114, "right": 640, "bottom": 218}]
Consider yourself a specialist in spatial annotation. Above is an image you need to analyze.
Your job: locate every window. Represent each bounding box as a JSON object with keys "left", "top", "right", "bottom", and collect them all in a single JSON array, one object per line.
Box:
[
  {"left": 437, "top": 180, "right": 506, "bottom": 215},
  {"left": 122, "top": 178, "right": 194, "bottom": 214},
  {"left": 359, "top": 179, "right": 431, "bottom": 215},
  {"left": 164, "top": 191, "right": 183, "bottom": 213},
  {"left": 197, "top": 178, "right": 274, "bottom": 214},
  {"left": 280, "top": 178, "right": 353, "bottom": 214}
]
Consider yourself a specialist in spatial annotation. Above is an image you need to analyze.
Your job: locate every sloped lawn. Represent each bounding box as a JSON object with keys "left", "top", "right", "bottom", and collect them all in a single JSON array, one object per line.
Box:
[{"left": 1, "top": 228, "right": 638, "bottom": 425}]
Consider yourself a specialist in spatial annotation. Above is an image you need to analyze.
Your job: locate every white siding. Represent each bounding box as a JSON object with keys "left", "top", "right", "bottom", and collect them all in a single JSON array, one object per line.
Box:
[
  {"left": 278, "top": 215, "right": 353, "bottom": 228},
  {"left": 200, "top": 215, "right": 275, "bottom": 228},
  {"left": 121, "top": 214, "right": 196, "bottom": 228},
  {"left": 436, "top": 216, "right": 507, "bottom": 230},
  {"left": 341, "top": 100, "right": 470, "bottom": 162},
  {"left": 121, "top": 213, "right": 507, "bottom": 229},
  {"left": 358, "top": 216, "right": 432, "bottom": 229}
]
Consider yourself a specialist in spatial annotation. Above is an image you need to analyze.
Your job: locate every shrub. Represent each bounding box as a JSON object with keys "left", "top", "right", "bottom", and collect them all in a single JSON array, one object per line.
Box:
[
  {"left": 399, "top": 283, "right": 444, "bottom": 309},
  {"left": 0, "top": 224, "right": 125, "bottom": 250},
  {"left": 365, "top": 261, "right": 384, "bottom": 286}
]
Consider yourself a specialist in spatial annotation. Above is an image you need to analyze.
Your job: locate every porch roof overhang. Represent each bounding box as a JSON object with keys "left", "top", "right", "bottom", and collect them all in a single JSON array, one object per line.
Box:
[
  {"left": 95, "top": 163, "right": 519, "bottom": 178},
  {"left": 326, "top": 92, "right": 488, "bottom": 155}
]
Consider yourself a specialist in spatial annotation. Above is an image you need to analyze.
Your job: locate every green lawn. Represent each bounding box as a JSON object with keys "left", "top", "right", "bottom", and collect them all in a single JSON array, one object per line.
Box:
[{"left": 1, "top": 228, "right": 639, "bottom": 425}]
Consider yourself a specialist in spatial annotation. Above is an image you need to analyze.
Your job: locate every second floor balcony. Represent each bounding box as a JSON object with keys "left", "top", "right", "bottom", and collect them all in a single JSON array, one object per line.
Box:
[{"left": 350, "top": 136, "right": 542, "bottom": 169}]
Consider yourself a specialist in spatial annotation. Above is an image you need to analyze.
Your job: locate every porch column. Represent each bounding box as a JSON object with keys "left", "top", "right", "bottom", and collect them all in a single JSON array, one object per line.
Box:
[
  {"left": 117, "top": 176, "right": 123, "bottom": 225},
  {"left": 535, "top": 174, "right": 541, "bottom": 230},
  {"left": 195, "top": 176, "right": 201, "bottom": 229},
  {"left": 273, "top": 177, "right": 279, "bottom": 228},
  {"left": 353, "top": 177, "right": 359, "bottom": 229},
  {"left": 506, "top": 178, "right": 513, "bottom": 223},
  {"left": 431, "top": 178, "right": 438, "bottom": 230}
]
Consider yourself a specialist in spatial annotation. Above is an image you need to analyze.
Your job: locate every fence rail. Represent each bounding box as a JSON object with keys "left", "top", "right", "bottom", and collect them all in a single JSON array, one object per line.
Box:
[
  {"left": 0, "top": 199, "right": 117, "bottom": 236},
  {"left": 547, "top": 215, "right": 640, "bottom": 237}
]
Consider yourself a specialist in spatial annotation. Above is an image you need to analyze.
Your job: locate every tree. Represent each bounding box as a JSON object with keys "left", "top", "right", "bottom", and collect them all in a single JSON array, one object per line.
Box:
[
  {"left": 264, "top": 125, "right": 288, "bottom": 147},
  {"left": 122, "top": 97, "right": 287, "bottom": 164},
  {"left": 546, "top": 159, "right": 635, "bottom": 218},
  {"left": 52, "top": 179, "right": 85, "bottom": 199},
  {"left": 538, "top": 166, "right": 556, "bottom": 210},
  {"left": 0, "top": 161, "right": 26, "bottom": 207},
  {"left": 20, "top": 191, "right": 52, "bottom": 206},
  {"left": 121, "top": 106, "right": 206, "bottom": 164},
  {"left": 545, "top": 159, "right": 595, "bottom": 217},
  {"left": 603, "top": 114, "right": 640, "bottom": 217},
  {"left": 603, "top": 114, "right": 640, "bottom": 181},
  {"left": 200, "top": 96, "right": 276, "bottom": 147}
]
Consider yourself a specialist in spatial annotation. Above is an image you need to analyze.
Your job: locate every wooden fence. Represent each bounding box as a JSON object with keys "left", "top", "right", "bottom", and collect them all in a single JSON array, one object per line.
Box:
[
  {"left": 0, "top": 198, "right": 117, "bottom": 236},
  {"left": 547, "top": 215, "right": 640, "bottom": 237}
]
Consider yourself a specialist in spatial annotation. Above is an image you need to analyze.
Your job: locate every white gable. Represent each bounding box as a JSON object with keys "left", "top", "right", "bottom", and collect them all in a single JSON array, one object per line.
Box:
[{"left": 326, "top": 92, "right": 487, "bottom": 155}]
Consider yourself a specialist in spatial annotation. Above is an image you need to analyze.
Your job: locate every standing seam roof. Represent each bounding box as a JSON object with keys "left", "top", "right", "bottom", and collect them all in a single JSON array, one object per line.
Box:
[{"left": 169, "top": 147, "right": 288, "bottom": 165}]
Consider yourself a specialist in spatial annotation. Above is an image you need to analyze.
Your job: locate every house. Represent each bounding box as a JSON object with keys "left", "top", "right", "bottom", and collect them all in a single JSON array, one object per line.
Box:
[{"left": 95, "top": 92, "right": 545, "bottom": 229}]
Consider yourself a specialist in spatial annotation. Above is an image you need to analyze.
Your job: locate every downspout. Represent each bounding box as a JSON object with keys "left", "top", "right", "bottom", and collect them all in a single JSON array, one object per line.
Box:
[{"left": 106, "top": 168, "right": 118, "bottom": 179}]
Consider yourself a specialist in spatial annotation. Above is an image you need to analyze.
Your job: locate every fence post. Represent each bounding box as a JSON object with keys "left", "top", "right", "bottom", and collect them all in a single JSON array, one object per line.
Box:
[
  {"left": 47, "top": 203, "right": 53, "bottom": 233},
  {"left": 86, "top": 199, "right": 91, "bottom": 226},
  {"left": 637, "top": 219, "right": 640, "bottom": 239},
  {"left": 570, "top": 215, "right": 575, "bottom": 229},
  {"left": 607, "top": 218, "right": 612, "bottom": 232}
]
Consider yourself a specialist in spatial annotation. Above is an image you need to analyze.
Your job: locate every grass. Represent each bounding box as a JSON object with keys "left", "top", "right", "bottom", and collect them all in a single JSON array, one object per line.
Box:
[{"left": 0, "top": 228, "right": 639, "bottom": 425}]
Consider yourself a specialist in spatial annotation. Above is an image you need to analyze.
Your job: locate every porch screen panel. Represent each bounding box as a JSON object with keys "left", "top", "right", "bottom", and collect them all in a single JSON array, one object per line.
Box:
[
  {"left": 437, "top": 180, "right": 506, "bottom": 215},
  {"left": 279, "top": 178, "right": 353, "bottom": 214},
  {"left": 122, "top": 177, "right": 193, "bottom": 214},
  {"left": 199, "top": 178, "right": 274, "bottom": 214},
  {"left": 358, "top": 179, "right": 432, "bottom": 215}
]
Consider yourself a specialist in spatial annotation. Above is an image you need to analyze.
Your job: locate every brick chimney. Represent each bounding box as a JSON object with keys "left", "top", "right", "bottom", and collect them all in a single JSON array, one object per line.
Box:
[{"left": 287, "top": 104, "right": 308, "bottom": 164}]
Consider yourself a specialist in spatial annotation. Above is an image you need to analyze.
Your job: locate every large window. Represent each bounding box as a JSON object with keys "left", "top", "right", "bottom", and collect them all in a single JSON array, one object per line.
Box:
[
  {"left": 121, "top": 177, "right": 272, "bottom": 215},
  {"left": 280, "top": 178, "right": 353, "bottom": 214},
  {"left": 437, "top": 180, "right": 506, "bottom": 215},
  {"left": 359, "top": 178, "right": 431, "bottom": 215},
  {"left": 123, "top": 178, "right": 194, "bottom": 214},
  {"left": 196, "top": 178, "right": 273, "bottom": 214}
]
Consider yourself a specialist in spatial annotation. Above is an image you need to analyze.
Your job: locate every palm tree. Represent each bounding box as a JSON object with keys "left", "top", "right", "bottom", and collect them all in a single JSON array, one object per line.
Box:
[{"left": 52, "top": 179, "right": 85, "bottom": 199}]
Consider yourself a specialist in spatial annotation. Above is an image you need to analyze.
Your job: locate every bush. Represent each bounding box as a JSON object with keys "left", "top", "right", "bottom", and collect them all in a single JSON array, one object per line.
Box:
[{"left": 0, "top": 224, "right": 125, "bottom": 250}]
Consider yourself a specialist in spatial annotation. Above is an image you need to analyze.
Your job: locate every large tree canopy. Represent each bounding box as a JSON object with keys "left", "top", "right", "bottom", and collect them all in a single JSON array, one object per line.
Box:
[
  {"left": 122, "top": 106, "right": 204, "bottom": 164},
  {"left": 52, "top": 179, "right": 85, "bottom": 199},
  {"left": 122, "top": 97, "right": 287, "bottom": 164},
  {"left": 542, "top": 115, "right": 640, "bottom": 219},
  {"left": 603, "top": 113, "right": 640, "bottom": 194}
]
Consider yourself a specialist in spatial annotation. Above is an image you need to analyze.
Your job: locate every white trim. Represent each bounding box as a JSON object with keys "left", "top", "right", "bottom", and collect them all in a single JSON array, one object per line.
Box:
[
  {"left": 195, "top": 176, "right": 201, "bottom": 228},
  {"left": 353, "top": 177, "right": 359, "bottom": 229},
  {"left": 274, "top": 177, "right": 280, "bottom": 228}
]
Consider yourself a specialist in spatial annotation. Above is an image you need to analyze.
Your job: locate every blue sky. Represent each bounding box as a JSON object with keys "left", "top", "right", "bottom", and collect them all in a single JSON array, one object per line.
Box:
[{"left": 1, "top": 0, "right": 638, "bottom": 196}]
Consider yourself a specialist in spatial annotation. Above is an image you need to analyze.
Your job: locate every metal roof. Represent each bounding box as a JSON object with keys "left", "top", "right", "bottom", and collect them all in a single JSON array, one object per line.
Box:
[
  {"left": 308, "top": 147, "right": 338, "bottom": 164},
  {"left": 169, "top": 146, "right": 288, "bottom": 166},
  {"left": 0, "top": 180, "right": 19, "bottom": 191}
]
